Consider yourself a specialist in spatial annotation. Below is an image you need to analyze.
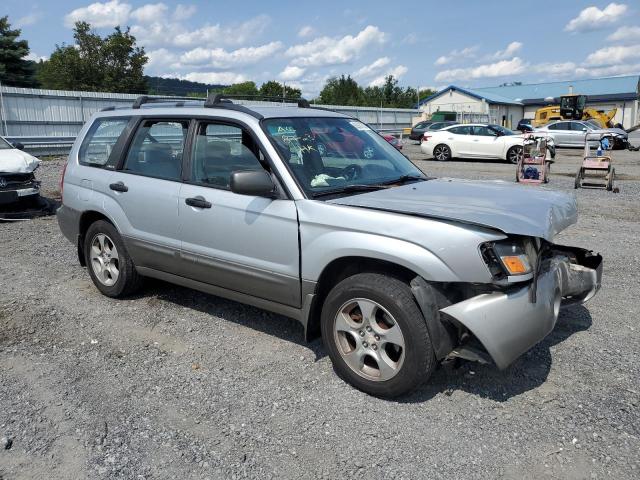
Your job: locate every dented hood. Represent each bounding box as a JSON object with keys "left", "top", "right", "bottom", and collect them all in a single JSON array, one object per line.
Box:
[
  {"left": 327, "top": 178, "right": 577, "bottom": 241},
  {"left": 0, "top": 148, "right": 40, "bottom": 174}
]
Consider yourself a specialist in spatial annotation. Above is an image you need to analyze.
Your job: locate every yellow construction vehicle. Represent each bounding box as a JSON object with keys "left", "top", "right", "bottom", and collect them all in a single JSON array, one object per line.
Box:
[{"left": 532, "top": 94, "right": 619, "bottom": 128}]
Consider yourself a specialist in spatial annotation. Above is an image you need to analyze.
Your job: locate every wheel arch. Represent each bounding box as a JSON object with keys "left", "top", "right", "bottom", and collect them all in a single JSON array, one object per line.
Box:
[
  {"left": 304, "top": 256, "right": 418, "bottom": 341},
  {"left": 77, "top": 210, "right": 117, "bottom": 266}
]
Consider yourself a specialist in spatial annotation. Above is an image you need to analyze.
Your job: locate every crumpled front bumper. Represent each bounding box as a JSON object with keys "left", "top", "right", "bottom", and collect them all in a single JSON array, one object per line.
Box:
[{"left": 441, "top": 247, "right": 602, "bottom": 369}]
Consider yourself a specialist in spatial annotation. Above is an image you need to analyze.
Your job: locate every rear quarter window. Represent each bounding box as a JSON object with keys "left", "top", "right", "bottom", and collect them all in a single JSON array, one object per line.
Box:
[{"left": 79, "top": 117, "right": 130, "bottom": 167}]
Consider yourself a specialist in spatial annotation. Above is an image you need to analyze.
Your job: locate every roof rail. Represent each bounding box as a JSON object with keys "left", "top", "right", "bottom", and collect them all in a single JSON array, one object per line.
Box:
[
  {"left": 203, "top": 94, "right": 311, "bottom": 108},
  {"left": 132, "top": 95, "right": 203, "bottom": 109}
]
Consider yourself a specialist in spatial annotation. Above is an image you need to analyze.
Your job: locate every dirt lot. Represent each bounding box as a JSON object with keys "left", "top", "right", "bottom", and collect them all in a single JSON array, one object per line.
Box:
[{"left": 1, "top": 141, "right": 639, "bottom": 479}]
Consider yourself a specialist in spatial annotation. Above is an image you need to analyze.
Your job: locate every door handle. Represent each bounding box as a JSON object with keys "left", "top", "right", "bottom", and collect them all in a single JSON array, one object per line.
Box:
[
  {"left": 473, "top": 139, "right": 479, "bottom": 142},
  {"left": 185, "top": 196, "right": 212, "bottom": 209},
  {"left": 109, "top": 181, "right": 128, "bottom": 192}
]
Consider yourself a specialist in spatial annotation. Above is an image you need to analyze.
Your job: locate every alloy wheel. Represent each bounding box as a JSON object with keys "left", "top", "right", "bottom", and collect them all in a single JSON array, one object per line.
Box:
[
  {"left": 90, "top": 233, "right": 120, "bottom": 286},
  {"left": 434, "top": 145, "right": 450, "bottom": 161},
  {"left": 333, "top": 298, "right": 405, "bottom": 381}
]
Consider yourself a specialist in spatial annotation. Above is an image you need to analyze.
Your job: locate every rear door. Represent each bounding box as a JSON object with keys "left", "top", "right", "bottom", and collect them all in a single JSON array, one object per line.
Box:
[
  {"left": 107, "top": 118, "right": 189, "bottom": 272},
  {"left": 177, "top": 120, "right": 300, "bottom": 307},
  {"left": 569, "top": 121, "right": 590, "bottom": 146},
  {"left": 548, "top": 122, "right": 572, "bottom": 146},
  {"left": 446, "top": 125, "right": 473, "bottom": 156}
]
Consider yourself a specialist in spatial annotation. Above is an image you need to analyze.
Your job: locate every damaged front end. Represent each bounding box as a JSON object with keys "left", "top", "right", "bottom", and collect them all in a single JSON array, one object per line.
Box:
[{"left": 432, "top": 241, "right": 602, "bottom": 369}]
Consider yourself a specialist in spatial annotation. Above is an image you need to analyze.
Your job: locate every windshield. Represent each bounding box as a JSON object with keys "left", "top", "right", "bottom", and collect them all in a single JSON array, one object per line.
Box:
[
  {"left": 489, "top": 125, "right": 517, "bottom": 136},
  {"left": 0, "top": 137, "right": 12, "bottom": 150},
  {"left": 263, "top": 117, "right": 424, "bottom": 196}
]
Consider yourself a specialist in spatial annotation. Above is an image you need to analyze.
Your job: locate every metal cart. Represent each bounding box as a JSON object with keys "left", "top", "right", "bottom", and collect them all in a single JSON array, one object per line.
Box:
[
  {"left": 574, "top": 133, "right": 615, "bottom": 191},
  {"left": 516, "top": 133, "right": 550, "bottom": 184}
]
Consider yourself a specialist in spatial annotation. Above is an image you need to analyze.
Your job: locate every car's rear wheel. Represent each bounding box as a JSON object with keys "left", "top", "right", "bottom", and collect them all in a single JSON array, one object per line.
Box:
[
  {"left": 433, "top": 144, "right": 451, "bottom": 161},
  {"left": 507, "top": 146, "right": 523, "bottom": 164},
  {"left": 320, "top": 273, "right": 436, "bottom": 397},
  {"left": 84, "top": 220, "right": 141, "bottom": 298}
]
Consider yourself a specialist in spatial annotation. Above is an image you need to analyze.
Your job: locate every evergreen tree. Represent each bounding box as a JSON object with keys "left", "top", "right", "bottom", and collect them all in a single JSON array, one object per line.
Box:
[{"left": 0, "top": 16, "right": 38, "bottom": 87}]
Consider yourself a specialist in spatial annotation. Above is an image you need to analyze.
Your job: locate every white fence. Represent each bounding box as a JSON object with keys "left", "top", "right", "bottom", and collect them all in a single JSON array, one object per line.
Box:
[{"left": 0, "top": 85, "right": 419, "bottom": 154}]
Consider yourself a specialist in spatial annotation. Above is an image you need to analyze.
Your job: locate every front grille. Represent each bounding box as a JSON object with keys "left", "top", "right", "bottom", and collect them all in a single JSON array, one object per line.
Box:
[{"left": 0, "top": 173, "right": 35, "bottom": 190}]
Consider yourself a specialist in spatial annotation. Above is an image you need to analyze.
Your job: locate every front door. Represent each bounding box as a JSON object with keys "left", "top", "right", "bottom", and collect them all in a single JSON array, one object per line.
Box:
[
  {"left": 106, "top": 118, "right": 189, "bottom": 271},
  {"left": 177, "top": 120, "right": 300, "bottom": 307},
  {"left": 469, "top": 125, "right": 503, "bottom": 158}
]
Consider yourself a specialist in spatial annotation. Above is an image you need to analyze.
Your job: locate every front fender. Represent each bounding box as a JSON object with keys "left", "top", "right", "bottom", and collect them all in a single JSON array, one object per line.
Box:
[{"left": 301, "top": 229, "right": 459, "bottom": 282}]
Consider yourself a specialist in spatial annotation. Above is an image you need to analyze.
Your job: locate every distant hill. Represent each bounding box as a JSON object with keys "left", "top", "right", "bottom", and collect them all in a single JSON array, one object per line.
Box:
[{"left": 145, "top": 76, "right": 226, "bottom": 97}]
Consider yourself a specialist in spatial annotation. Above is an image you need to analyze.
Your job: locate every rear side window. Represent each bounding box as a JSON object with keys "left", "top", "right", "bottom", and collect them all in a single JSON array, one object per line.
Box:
[
  {"left": 450, "top": 126, "right": 471, "bottom": 135},
  {"left": 122, "top": 119, "right": 189, "bottom": 181},
  {"left": 79, "top": 117, "right": 130, "bottom": 167}
]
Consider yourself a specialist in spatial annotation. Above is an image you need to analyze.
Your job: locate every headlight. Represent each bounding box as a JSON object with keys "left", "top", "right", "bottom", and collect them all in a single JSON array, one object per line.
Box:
[{"left": 481, "top": 240, "right": 533, "bottom": 278}]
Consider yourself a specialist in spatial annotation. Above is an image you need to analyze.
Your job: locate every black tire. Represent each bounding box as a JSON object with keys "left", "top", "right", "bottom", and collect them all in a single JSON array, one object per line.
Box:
[
  {"left": 433, "top": 144, "right": 451, "bottom": 161},
  {"left": 507, "top": 146, "right": 523, "bottom": 164},
  {"left": 84, "top": 220, "right": 141, "bottom": 298},
  {"left": 320, "top": 273, "right": 436, "bottom": 398}
]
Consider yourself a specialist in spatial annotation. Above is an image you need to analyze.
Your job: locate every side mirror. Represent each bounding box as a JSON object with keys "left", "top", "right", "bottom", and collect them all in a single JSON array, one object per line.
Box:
[
  {"left": 13, "top": 142, "right": 24, "bottom": 150},
  {"left": 230, "top": 170, "right": 277, "bottom": 198}
]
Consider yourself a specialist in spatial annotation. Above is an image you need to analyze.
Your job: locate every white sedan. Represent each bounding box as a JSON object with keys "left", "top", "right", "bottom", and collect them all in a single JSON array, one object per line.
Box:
[{"left": 421, "top": 124, "right": 542, "bottom": 164}]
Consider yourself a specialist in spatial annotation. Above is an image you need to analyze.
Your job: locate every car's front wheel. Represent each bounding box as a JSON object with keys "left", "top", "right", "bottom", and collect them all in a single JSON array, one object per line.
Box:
[
  {"left": 84, "top": 220, "right": 141, "bottom": 298},
  {"left": 433, "top": 144, "right": 451, "bottom": 161},
  {"left": 320, "top": 273, "right": 436, "bottom": 397},
  {"left": 507, "top": 145, "right": 523, "bottom": 164}
]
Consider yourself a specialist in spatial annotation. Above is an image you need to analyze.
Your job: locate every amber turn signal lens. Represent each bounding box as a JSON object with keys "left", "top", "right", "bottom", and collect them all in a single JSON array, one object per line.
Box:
[{"left": 501, "top": 255, "right": 530, "bottom": 275}]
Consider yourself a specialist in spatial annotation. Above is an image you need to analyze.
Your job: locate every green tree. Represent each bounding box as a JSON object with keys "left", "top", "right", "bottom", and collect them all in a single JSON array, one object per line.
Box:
[
  {"left": 39, "top": 21, "right": 148, "bottom": 93},
  {"left": 223, "top": 81, "right": 259, "bottom": 96},
  {"left": 318, "top": 75, "right": 362, "bottom": 105},
  {"left": 259, "top": 80, "right": 301, "bottom": 99},
  {"left": 0, "top": 16, "right": 38, "bottom": 87}
]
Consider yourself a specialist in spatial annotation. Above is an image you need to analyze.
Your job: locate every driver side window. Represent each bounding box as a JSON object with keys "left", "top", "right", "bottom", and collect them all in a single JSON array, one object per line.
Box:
[{"left": 122, "top": 119, "right": 188, "bottom": 181}]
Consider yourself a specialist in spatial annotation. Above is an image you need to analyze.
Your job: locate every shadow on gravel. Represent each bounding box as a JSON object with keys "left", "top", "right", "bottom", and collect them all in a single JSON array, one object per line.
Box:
[
  {"left": 135, "top": 278, "right": 328, "bottom": 360},
  {"left": 400, "top": 304, "right": 593, "bottom": 403}
]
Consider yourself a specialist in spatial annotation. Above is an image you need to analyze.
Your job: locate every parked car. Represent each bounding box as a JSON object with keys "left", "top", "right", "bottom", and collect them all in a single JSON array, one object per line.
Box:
[
  {"left": 57, "top": 98, "right": 602, "bottom": 397},
  {"left": 423, "top": 121, "right": 458, "bottom": 135},
  {"left": 535, "top": 120, "right": 628, "bottom": 149},
  {"left": 0, "top": 136, "right": 41, "bottom": 208},
  {"left": 382, "top": 134, "right": 402, "bottom": 150},
  {"left": 420, "top": 123, "right": 555, "bottom": 163},
  {"left": 409, "top": 121, "right": 435, "bottom": 140},
  {"left": 313, "top": 127, "right": 377, "bottom": 158},
  {"left": 516, "top": 118, "right": 532, "bottom": 132}
]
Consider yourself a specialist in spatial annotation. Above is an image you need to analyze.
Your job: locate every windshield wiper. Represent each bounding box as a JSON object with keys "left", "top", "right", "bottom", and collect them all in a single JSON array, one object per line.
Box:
[
  {"left": 311, "top": 184, "right": 387, "bottom": 198},
  {"left": 380, "top": 174, "right": 427, "bottom": 185}
]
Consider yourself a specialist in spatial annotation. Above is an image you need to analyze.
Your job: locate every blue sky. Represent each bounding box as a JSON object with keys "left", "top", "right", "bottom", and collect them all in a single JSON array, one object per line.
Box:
[{"left": 4, "top": 1, "right": 640, "bottom": 96}]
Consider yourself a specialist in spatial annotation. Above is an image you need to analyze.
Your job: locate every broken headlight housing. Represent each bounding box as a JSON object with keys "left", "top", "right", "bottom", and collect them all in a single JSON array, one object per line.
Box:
[{"left": 481, "top": 239, "right": 533, "bottom": 279}]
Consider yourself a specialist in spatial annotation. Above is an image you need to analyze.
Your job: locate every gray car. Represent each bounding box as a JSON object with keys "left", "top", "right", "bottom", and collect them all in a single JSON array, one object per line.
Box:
[
  {"left": 535, "top": 120, "right": 628, "bottom": 148},
  {"left": 57, "top": 96, "right": 602, "bottom": 397}
]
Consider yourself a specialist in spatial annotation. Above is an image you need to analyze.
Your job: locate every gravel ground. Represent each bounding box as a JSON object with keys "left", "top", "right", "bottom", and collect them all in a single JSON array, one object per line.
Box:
[{"left": 1, "top": 141, "right": 639, "bottom": 479}]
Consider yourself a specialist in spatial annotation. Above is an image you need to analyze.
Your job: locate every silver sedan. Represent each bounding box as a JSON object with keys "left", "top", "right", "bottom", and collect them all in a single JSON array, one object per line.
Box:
[{"left": 534, "top": 120, "right": 628, "bottom": 148}]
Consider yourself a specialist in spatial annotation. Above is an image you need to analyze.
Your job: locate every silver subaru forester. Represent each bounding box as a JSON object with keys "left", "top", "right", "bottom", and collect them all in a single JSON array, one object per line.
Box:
[{"left": 57, "top": 95, "right": 602, "bottom": 397}]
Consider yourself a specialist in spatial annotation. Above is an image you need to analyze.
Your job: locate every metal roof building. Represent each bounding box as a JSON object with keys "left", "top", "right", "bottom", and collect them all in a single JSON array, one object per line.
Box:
[{"left": 418, "top": 75, "right": 640, "bottom": 129}]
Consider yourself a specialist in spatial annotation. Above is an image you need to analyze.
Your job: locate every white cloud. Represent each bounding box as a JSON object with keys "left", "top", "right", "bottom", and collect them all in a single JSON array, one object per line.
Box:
[
  {"left": 173, "top": 4, "right": 196, "bottom": 21},
  {"left": 368, "top": 65, "right": 408, "bottom": 87},
  {"left": 181, "top": 71, "right": 248, "bottom": 85},
  {"left": 435, "top": 57, "right": 527, "bottom": 82},
  {"left": 130, "top": 3, "right": 167, "bottom": 24},
  {"left": 23, "top": 52, "right": 49, "bottom": 62},
  {"left": 179, "top": 42, "right": 283, "bottom": 68},
  {"left": 15, "top": 12, "right": 42, "bottom": 28},
  {"left": 402, "top": 33, "right": 419, "bottom": 45},
  {"left": 64, "top": 0, "right": 132, "bottom": 28},
  {"left": 279, "top": 65, "right": 306, "bottom": 81},
  {"left": 531, "top": 62, "right": 578, "bottom": 77},
  {"left": 575, "top": 63, "right": 640, "bottom": 77},
  {"left": 434, "top": 45, "right": 478, "bottom": 66},
  {"left": 586, "top": 44, "right": 640, "bottom": 66},
  {"left": 353, "top": 57, "right": 390, "bottom": 78},
  {"left": 565, "top": 3, "right": 627, "bottom": 32},
  {"left": 607, "top": 25, "right": 640, "bottom": 43},
  {"left": 286, "top": 25, "right": 387, "bottom": 67},
  {"left": 298, "top": 25, "right": 314, "bottom": 38},
  {"left": 173, "top": 15, "right": 270, "bottom": 48},
  {"left": 492, "top": 41, "right": 522, "bottom": 59}
]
